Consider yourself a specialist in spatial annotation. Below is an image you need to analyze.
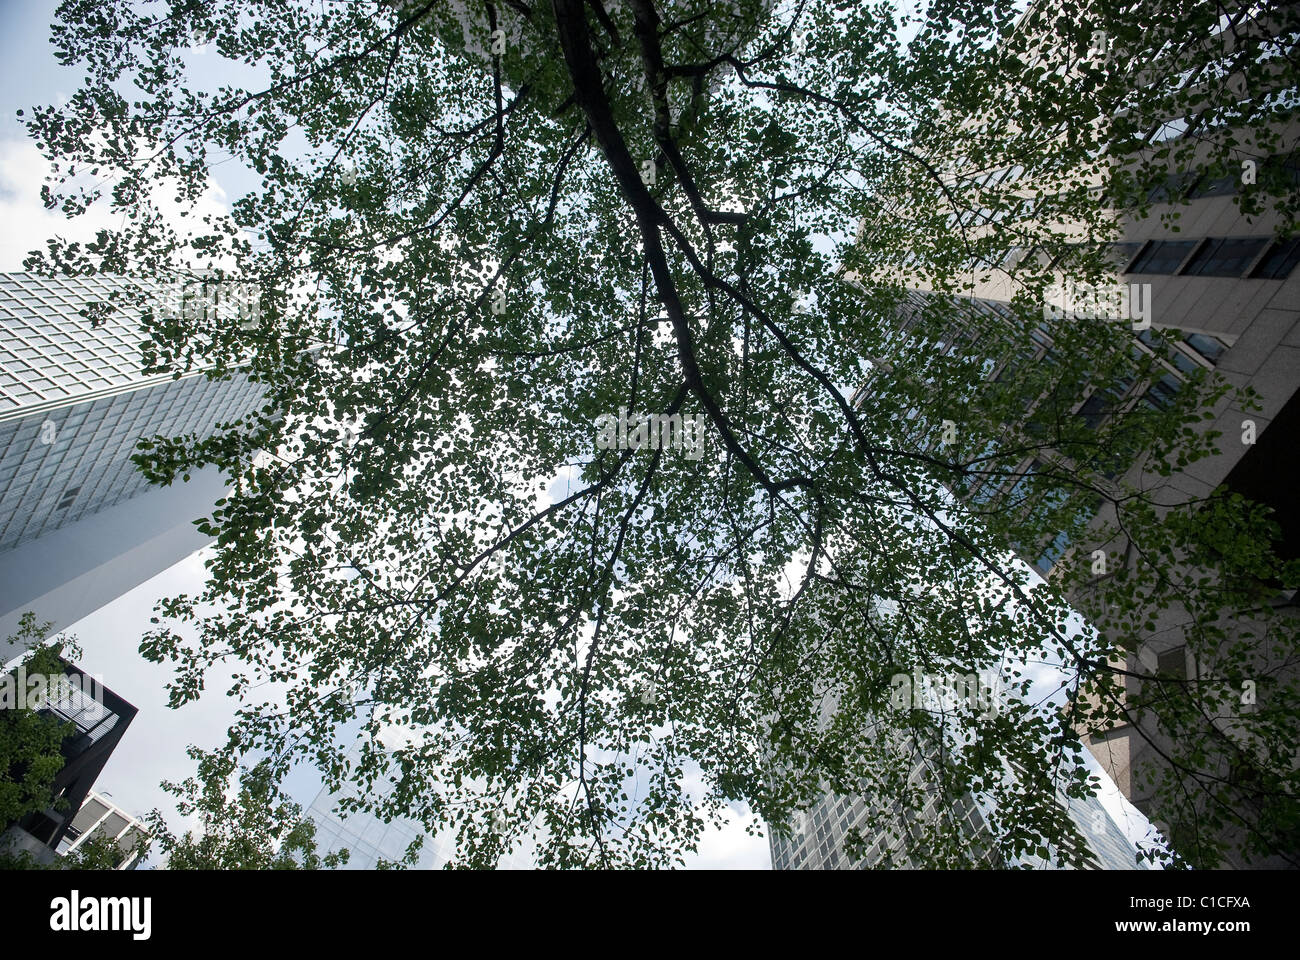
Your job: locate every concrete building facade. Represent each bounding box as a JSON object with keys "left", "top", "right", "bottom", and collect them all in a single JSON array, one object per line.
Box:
[{"left": 848, "top": 2, "right": 1300, "bottom": 867}]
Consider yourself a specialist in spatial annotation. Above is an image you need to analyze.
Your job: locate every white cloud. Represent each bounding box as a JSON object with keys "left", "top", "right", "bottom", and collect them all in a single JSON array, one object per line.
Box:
[
  {"left": 684, "top": 805, "right": 772, "bottom": 870},
  {"left": 0, "top": 136, "right": 235, "bottom": 272}
]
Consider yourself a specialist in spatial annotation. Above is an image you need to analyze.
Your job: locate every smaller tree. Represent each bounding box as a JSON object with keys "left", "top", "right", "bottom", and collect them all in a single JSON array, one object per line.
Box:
[
  {"left": 145, "top": 749, "right": 350, "bottom": 869},
  {"left": 1, "top": 613, "right": 84, "bottom": 836},
  {"left": 0, "top": 832, "right": 150, "bottom": 870}
]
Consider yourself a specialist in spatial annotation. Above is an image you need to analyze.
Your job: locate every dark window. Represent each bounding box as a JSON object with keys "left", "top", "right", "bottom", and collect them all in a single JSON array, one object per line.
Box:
[
  {"left": 1184, "top": 332, "right": 1227, "bottom": 364},
  {"left": 1108, "top": 242, "right": 1144, "bottom": 270},
  {"left": 1127, "top": 240, "right": 1197, "bottom": 274},
  {"left": 1222, "top": 385, "right": 1300, "bottom": 565},
  {"left": 993, "top": 359, "right": 1020, "bottom": 383},
  {"left": 1156, "top": 647, "right": 1187, "bottom": 680},
  {"left": 1182, "top": 237, "right": 1269, "bottom": 277},
  {"left": 1147, "top": 170, "right": 1202, "bottom": 203},
  {"left": 1169, "top": 350, "right": 1199, "bottom": 375},
  {"left": 1076, "top": 393, "right": 1109, "bottom": 429},
  {"left": 1261, "top": 152, "right": 1300, "bottom": 189},
  {"left": 1142, "top": 373, "right": 1183, "bottom": 411},
  {"left": 1249, "top": 237, "right": 1300, "bottom": 280},
  {"left": 1187, "top": 172, "right": 1237, "bottom": 198}
]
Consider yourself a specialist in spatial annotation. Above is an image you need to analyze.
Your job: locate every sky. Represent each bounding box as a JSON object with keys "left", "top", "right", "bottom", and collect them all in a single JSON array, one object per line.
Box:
[{"left": 0, "top": 0, "right": 1150, "bottom": 870}]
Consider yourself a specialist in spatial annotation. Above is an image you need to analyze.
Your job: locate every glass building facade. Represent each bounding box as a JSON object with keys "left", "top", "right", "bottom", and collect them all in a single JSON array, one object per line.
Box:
[
  {"left": 0, "top": 272, "right": 265, "bottom": 641},
  {"left": 767, "top": 707, "right": 1000, "bottom": 871},
  {"left": 769, "top": 756, "right": 996, "bottom": 870},
  {"left": 0, "top": 372, "right": 262, "bottom": 552},
  {"left": 769, "top": 754, "right": 1149, "bottom": 870},
  {"left": 306, "top": 773, "right": 453, "bottom": 870},
  {"left": 1017, "top": 791, "right": 1153, "bottom": 871},
  {"left": 766, "top": 678, "right": 1148, "bottom": 870}
]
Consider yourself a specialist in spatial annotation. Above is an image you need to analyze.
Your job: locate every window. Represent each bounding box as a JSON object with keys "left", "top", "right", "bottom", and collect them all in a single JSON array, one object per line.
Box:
[
  {"left": 1249, "top": 237, "right": 1300, "bottom": 280},
  {"left": 1261, "top": 152, "right": 1300, "bottom": 189},
  {"left": 1187, "top": 172, "right": 1237, "bottom": 198},
  {"left": 1075, "top": 392, "right": 1109, "bottom": 429},
  {"left": 1127, "top": 240, "right": 1197, "bottom": 274},
  {"left": 1035, "top": 528, "right": 1072, "bottom": 575},
  {"left": 1108, "top": 242, "right": 1144, "bottom": 270},
  {"left": 1142, "top": 373, "right": 1183, "bottom": 411},
  {"left": 1147, "top": 170, "right": 1201, "bottom": 203},
  {"left": 1005, "top": 460, "right": 1042, "bottom": 507},
  {"left": 1182, "top": 332, "right": 1227, "bottom": 364},
  {"left": 1182, "top": 237, "right": 1269, "bottom": 277},
  {"left": 993, "top": 355, "right": 1023, "bottom": 383},
  {"left": 55, "top": 485, "right": 81, "bottom": 510},
  {"left": 1169, "top": 350, "right": 1200, "bottom": 375},
  {"left": 1156, "top": 646, "right": 1187, "bottom": 681}
]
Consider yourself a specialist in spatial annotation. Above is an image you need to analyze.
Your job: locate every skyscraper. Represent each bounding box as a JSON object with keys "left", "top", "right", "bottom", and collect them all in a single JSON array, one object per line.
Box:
[
  {"left": 1018, "top": 791, "right": 1153, "bottom": 871},
  {"left": 765, "top": 679, "right": 1149, "bottom": 870},
  {"left": 845, "top": 1, "right": 1300, "bottom": 867},
  {"left": 0, "top": 272, "right": 266, "bottom": 643},
  {"left": 768, "top": 733, "right": 999, "bottom": 870},
  {"left": 305, "top": 771, "right": 451, "bottom": 870},
  {"left": 770, "top": 772, "right": 1150, "bottom": 870}
]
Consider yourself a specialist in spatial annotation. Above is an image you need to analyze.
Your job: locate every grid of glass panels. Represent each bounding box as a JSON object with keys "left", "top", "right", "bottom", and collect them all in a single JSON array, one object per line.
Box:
[
  {"left": 0, "top": 272, "right": 265, "bottom": 551},
  {"left": 1182, "top": 237, "right": 1271, "bottom": 277},
  {"left": 769, "top": 733, "right": 996, "bottom": 870},
  {"left": 1121, "top": 235, "right": 1295, "bottom": 279},
  {"left": 766, "top": 685, "right": 998, "bottom": 871},
  {"left": 0, "top": 369, "right": 263, "bottom": 551},
  {"left": 0, "top": 271, "right": 255, "bottom": 412},
  {"left": 1017, "top": 792, "right": 1151, "bottom": 870},
  {"left": 307, "top": 775, "right": 450, "bottom": 870},
  {"left": 769, "top": 727, "right": 1146, "bottom": 870}
]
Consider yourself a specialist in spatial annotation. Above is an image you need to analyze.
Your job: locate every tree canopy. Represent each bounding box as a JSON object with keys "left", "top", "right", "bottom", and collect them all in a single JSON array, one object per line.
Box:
[{"left": 19, "top": 0, "right": 1300, "bottom": 867}]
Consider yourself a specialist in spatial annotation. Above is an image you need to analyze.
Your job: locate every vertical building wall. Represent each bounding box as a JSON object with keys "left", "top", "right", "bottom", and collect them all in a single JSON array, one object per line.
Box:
[
  {"left": 765, "top": 681, "right": 1005, "bottom": 870},
  {"left": 1, "top": 660, "right": 137, "bottom": 852}
]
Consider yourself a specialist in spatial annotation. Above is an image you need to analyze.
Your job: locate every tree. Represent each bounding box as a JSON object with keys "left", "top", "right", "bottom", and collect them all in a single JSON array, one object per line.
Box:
[
  {"left": 145, "top": 750, "right": 350, "bottom": 869},
  {"left": 19, "top": 0, "right": 1298, "bottom": 867},
  {"left": 0, "top": 831, "right": 150, "bottom": 871},
  {"left": 1, "top": 614, "right": 83, "bottom": 838}
]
